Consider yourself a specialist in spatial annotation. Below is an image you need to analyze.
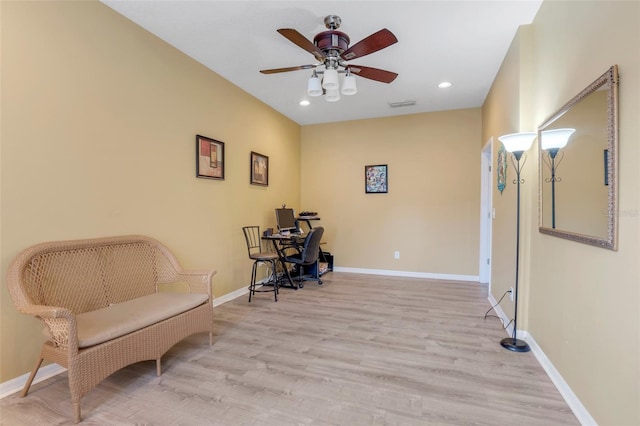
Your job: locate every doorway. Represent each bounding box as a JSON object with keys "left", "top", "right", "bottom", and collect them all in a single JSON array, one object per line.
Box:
[{"left": 479, "top": 139, "right": 493, "bottom": 287}]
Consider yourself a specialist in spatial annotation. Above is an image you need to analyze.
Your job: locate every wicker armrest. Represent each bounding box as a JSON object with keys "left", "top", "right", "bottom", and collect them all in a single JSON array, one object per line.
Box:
[
  {"left": 20, "top": 304, "right": 78, "bottom": 350},
  {"left": 175, "top": 269, "right": 217, "bottom": 296},
  {"left": 19, "top": 304, "right": 73, "bottom": 320}
]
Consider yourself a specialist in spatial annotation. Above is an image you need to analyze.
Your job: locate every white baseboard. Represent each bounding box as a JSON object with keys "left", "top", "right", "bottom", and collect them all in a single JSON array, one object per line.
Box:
[
  {"left": 212, "top": 275, "right": 280, "bottom": 307},
  {"left": 486, "top": 293, "right": 596, "bottom": 425},
  {"left": 527, "top": 335, "right": 597, "bottom": 425},
  {"left": 333, "top": 267, "right": 479, "bottom": 282},
  {"left": 212, "top": 285, "right": 250, "bottom": 307},
  {"left": 0, "top": 363, "right": 67, "bottom": 399},
  {"left": 487, "top": 292, "right": 519, "bottom": 339}
]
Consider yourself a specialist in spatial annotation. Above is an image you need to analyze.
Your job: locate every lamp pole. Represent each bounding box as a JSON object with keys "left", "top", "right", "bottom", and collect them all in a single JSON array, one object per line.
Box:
[
  {"left": 545, "top": 148, "right": 560, "bottom": 229},
  {"left": 500, "top": 150, "right": 531, "bottom": 352},
  {"left": 497, "top": 131, "right": 536, "bottom": 353},
  {"left": 541, "top": 128, "right": 574, "bottom": 229}
]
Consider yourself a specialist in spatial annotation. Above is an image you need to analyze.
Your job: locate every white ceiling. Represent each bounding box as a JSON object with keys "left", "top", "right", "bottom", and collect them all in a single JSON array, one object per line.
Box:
[{"left": 101, "top": 1, "right": 542, "bottom": 126}]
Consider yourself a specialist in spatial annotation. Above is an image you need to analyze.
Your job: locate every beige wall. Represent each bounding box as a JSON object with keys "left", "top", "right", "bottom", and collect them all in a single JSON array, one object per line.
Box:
[
  {"left": 1, "top": 1, "right": 301, "bottom": 381},
  {"left": 301, "top": 109, "right": 482, "bottom": 277},
  {"left": 482, "top": 27, "right": 532, "bottom": 325},
  {"left": 530, "top": 2, "right": 639, "bottom": 424},
  {"left": 485, "top": 1, "right": 639, "bottom": 424}
]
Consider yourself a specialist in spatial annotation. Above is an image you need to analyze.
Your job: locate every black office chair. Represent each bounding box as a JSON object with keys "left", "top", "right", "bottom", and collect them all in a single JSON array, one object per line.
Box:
[
  {"left": 242, "top": 226, "right": 279, "bottom": 302},
  {"left": 283, "top": 227, "right": 324, "bottom": 288}
]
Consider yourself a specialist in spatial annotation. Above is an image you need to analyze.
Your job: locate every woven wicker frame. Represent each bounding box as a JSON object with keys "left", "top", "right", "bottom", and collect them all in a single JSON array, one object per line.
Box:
[{"left": 6, "top": 235, "right": 216, "bottom": 423}]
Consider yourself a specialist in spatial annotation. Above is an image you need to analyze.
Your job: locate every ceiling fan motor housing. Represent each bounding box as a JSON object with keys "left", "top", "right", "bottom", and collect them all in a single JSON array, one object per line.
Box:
[{"left": 314, "top": 31, "right": 350, "bottom": 55}]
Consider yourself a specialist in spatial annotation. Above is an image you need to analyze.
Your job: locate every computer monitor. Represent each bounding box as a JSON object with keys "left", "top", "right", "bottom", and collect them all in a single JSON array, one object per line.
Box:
[{"left": 275, "top": 208, "right": 297, "bottom": 233}]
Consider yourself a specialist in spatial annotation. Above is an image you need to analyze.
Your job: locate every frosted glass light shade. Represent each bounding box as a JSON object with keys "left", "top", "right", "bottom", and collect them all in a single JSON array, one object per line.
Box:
[
  {"left": 541, "top": 128, "right": 575, "bottom": 150},
  {"left": 322, "top": 69, "right": 339, "bottom": 90},
  {"left": 341, "top": 75, "right": 357, "bottom": 95},
  {"left": 307, "top": 75, "right": 322, "bottom": 97},
  {"left": 325, "top": 89, "right": 340, "bottom": 102},
  {"left": 498, "top": 132, "right": 537, "bottom": 153}
]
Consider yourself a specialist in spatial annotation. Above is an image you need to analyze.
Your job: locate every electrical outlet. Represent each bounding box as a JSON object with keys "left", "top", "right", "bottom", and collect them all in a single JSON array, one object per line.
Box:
[
  {"left": 509, "top": 287, "right": 514, "bottom": 302},
  {"left": 394, "top": 251, "right": 400, "bottom": 259}
]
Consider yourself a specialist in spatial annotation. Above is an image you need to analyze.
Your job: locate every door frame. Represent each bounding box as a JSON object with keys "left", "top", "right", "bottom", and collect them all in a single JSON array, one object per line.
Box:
[{"left": 479, "top": 138, "right": 494, "bottom": 287}]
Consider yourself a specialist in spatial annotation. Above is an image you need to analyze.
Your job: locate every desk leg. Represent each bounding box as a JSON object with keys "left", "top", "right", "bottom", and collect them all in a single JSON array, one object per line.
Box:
[{"left": 271, "top": 240, "right": 296, "bottom": 290}]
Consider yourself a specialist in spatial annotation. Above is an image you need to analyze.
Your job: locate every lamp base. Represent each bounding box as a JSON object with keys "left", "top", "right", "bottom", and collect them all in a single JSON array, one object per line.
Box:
[{"left": 500, "top": 337, "right": 530, "bottom": 352}]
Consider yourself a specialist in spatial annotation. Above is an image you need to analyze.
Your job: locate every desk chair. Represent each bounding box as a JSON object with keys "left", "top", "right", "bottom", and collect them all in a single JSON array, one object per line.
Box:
[
  {"left": 242, "top": 226, "right": 279, "bottom": 302},
  {"left": 283, "top": 227, "right": 324, "bottom": 288}
]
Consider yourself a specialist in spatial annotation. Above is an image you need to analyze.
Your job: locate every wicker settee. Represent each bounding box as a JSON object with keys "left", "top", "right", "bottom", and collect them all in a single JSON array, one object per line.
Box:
[{"left": 6, "top": 235, "right": 216, "bottom": 423}]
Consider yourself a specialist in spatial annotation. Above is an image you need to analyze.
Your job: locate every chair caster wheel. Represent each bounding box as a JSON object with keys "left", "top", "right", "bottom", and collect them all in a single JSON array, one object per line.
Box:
[
  {"left": 318, "top": 280, "right": 323, "bottom": 285},
  {"left": 298, "top": 282, "right": 304, "bottom": 289}
]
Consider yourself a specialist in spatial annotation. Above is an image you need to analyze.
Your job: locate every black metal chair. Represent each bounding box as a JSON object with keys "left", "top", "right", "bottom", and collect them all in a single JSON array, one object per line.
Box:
[
  {"left": 242, "top": 226, "right": 279, "bottom": 302},
  {"left": 283, "top": 227, "right": 325, "bottom": 288}
]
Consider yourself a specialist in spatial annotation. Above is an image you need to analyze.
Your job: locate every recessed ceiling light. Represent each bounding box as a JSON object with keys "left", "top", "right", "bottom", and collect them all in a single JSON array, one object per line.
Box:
[
  {"left": 299, "top": 100, "right": 310, "bottom": 106},
  {"left": 438, "top": 81, "right": 452, "bottom": 89}
]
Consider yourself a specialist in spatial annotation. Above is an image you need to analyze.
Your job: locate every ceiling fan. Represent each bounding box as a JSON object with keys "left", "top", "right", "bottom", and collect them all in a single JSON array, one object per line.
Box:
[{"left": 260, "top": 15, "right": 398, "bottom": 99}]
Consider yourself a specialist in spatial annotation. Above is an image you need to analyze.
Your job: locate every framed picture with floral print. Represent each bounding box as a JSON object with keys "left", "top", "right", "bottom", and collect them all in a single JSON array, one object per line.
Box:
[{"left": 365, "top": 164, "right": 388, "bottom": 193}]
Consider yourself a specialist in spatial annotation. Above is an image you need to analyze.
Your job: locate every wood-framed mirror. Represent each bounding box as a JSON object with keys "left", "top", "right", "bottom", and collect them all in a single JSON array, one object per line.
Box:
[{"left": 538, "top": 65, "right": 619, "bottom": 250}]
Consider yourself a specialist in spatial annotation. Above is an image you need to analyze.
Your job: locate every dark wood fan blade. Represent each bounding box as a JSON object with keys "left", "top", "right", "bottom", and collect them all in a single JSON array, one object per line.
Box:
[
  {"left": 341, "top": 28, "right": 398, "bottom": 61},
  {"left": 277, "top": 29, "right": 326, "bottom": 61},
  {"left": 348, "top": 65, "right": 398, "bottom": 83},
  {"left": 260, "top": 64, "right": 317, "bottom": 74}
]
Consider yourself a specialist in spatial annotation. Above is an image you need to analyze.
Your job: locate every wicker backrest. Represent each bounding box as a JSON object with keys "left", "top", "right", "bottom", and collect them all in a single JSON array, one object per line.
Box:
[{"left": 8, "top": 236, "right": 177, "bottom": 314}]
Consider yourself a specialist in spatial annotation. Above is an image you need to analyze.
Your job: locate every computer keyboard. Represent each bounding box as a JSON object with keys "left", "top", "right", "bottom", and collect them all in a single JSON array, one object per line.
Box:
[{"left": 299, "top": 211, "right": 318, "bottom": 218}]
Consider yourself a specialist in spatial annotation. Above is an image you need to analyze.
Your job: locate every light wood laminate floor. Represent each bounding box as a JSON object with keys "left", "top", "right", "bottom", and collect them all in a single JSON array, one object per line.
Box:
[{"left": 0, "top": 273, "right": 578, "bottom": 425}]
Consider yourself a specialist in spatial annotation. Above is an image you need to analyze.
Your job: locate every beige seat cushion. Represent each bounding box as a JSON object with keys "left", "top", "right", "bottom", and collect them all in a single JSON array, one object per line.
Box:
[{"left": 76, "top": 292, "right": 208, "bottom": 348}]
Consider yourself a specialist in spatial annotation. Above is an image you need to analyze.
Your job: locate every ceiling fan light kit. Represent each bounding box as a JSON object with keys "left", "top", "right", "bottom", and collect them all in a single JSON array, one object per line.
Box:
[
  {"left": 325, "top": 89, "right": 341, "bottom": 103},
  {"left": 307, "top": 72, "right": 323, "bottom": 97},
  {"left": 261, "top": 15, "right": 398, "bottom": 103},
  {"left": 322, "top": 69, "right": 339, "bottom": 90},
  {"left": 341, "top": 73, "right": 358, "bottom": 96}
]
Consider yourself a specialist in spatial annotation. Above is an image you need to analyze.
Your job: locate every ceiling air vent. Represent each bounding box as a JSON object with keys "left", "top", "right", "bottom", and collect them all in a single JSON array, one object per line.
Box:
[{"left": 388, "top": 100, "right": 416, "bottom": 108}]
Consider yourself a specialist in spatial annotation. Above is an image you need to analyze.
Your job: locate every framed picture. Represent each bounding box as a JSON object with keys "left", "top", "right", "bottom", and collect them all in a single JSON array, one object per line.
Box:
[
  {"left": 365, "top": 164, "right": 388, "bottom": 193},
  {"left": 497, "top": 144, "right": 508, "bottom": 194},
  {"left": 250, "top": 151, "right": 269, "bottom": 186},
  {"left": 196, "top": 135, "right": 224, "bottom": 180}
]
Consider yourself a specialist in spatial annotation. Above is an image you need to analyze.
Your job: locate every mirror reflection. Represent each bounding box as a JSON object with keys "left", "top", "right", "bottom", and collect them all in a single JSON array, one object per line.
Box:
[{"left": 538, "top": 65, "right": 618, "bottom": 250}]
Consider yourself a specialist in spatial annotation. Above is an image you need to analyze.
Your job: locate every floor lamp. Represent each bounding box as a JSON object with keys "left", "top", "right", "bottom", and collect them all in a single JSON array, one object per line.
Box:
[
  {"left": 540, "top": 128, "right": 575, "bottom": 229},
  {"left": 497, "top": 132, "right": 537, "bottom": 353}
]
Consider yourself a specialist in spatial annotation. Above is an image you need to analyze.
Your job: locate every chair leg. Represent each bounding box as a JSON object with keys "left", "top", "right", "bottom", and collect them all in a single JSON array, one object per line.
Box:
[
  {"left": 316, "top": 259, "right": 323, "bottom": 285},
  {"left": 294, "top": 261, "right": 322, "bottom": 286},
  {"left": 72, "top": 400, "right": 81, "bottom": 424},
  {"left": 297, "top": 264, "right": 304, "bottom": 288},
  {"left": 20, "top": 357, "right": 44, "bottom": 397},
  {"left": 271, "top": 259, "right": 278, "bottom": 302},
  {"left": 249, "top": 261, "right": 258, "bottom": 302}
]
